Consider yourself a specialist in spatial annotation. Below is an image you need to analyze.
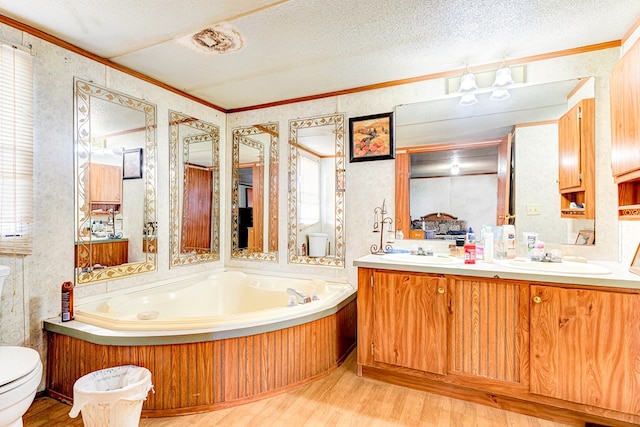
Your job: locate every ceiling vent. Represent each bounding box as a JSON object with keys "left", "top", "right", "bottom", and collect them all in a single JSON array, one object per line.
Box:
[{"left": 181, "top": 22, "right": 244, "bottom": 54}]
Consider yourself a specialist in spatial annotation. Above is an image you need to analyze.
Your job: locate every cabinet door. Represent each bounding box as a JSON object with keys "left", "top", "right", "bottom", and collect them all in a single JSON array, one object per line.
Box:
[
  {"left": 611, "top": 38, "right": 640, "bottom": 179},
  {"left": 372, "top": 271, "right": 447, "bottom": 374},
  {"left": 530, "top": 286, "right": 640, "bottom": 414},
  {"left": 449, "top": 277, "right": 528, "bottom": 385},
  {"left": 90, "top": 163, "right": 123, "bottom": 203},
  {"left": 558, "top": 102, "right": 583, "bottom": 191}
]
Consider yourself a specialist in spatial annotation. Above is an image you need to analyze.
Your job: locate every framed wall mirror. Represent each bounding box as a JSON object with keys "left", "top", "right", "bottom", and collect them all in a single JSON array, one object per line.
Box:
[
  {"left": 231, "top": 123, "right": 278, "bottom": 261},
  {"left": 288, "top": 114, "right": 346, "bottom": 267},
  {"left": 395, "top": 78, "right": 596, "bottom": 246},
  {"left": 169, "top": 110, "right": 220, "bottom": 267},
  {"left": 74, "top": 78, "right": 157, "bottom": 284}
]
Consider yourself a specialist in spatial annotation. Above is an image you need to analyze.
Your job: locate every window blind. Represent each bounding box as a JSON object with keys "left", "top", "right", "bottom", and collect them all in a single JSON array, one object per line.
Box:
[{"left": 0, "top": 44, "right": 33, "bottom": 255}]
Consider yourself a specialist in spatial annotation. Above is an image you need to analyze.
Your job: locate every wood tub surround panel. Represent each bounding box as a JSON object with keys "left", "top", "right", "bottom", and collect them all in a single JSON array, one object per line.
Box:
[
  {"left": 46, "top": 299, "right": 356, "bottom": 417},
  {"left": 357, "top": 267, "right": 640, "bottom": 427},
  {"left": 448, "top": 277, "right": 529, "bottom": 386}
]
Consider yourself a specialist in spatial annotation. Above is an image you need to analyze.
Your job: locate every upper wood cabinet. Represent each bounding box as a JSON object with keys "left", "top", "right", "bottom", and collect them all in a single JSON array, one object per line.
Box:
[
  {"left": 610, "top": 38, "right": 640, "bottom": 219},
  {"left": 371, "top": 270, "right": 447, "bottom": 374},
  {"left": 557, "top": 98, "right": 595, "bottom": 219},
  {"left": 89, "top": 163, "right": 122, "bottom": 205},
  {"left": 530, "top": 285, "right": 640, "bottom": 415}
]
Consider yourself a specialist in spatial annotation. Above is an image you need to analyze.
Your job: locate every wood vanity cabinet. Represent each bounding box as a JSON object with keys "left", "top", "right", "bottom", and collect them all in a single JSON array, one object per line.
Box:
[
  {"left": 358, "top": 267, "right": 640, "bottom": 426},
  {"left": 448, "top": 276, "right": 529, "bottom": 386},
  {"left": 530, "top": 285, "right": 640, "bottom": 415},
  {"left": 75, "top": 239, "right": 128, "bottom": 268},
  {"left": 557, "top": 97, "right": 595, "bottom": 219},
  {"left": 370, "top": 270, "right": 447, "bottom": 374},
  {"left": 610, "top": 38, "right": 640, "bottom": 218}
]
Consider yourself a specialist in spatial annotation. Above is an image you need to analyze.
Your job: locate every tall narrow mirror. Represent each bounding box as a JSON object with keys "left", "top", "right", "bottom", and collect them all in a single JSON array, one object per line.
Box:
[
  {"left": 74, "top": 78, "right": 157, "bottom": 284},
  {"left": 169, "top": 110, "right": 220, "bottom": 267},
  {"left": 231, "top": 123, "right": 278, "bottom": 261},
  {"left": 288, "top": 114, "right": 345, "bottom": 267}
]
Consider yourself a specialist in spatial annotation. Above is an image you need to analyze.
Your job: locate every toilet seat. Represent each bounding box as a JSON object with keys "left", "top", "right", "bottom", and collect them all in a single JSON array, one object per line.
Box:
[{"left": 0, "top": 347, "right": 41, "bottom": 393}]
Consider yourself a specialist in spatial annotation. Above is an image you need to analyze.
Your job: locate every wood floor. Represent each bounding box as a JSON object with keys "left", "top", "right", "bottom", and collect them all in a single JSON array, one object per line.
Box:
[{"left": 24, "top": 350, "right": 579, "bottom": 427}]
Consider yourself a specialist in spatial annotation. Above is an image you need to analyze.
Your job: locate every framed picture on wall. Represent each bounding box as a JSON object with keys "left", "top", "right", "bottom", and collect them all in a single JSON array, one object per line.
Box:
[
  {"left": 630, "top": 243, "right": 640, "bottom": 276},
  {"left": 123, "top": 148, "right": 143, "bottom": 179},
  {"left": 349, "top": 112, "right": 394, "bottom": 162}
]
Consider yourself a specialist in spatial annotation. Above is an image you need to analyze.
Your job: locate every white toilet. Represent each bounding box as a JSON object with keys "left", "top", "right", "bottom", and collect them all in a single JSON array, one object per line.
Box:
[{"left": 0, "top": 265, "right": 43, "bottom": 427}]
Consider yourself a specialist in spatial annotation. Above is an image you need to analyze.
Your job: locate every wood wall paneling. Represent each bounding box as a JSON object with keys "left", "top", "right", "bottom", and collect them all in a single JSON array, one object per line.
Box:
[{"left": 46, "top": 300, "right": 356, "bottom": 417}]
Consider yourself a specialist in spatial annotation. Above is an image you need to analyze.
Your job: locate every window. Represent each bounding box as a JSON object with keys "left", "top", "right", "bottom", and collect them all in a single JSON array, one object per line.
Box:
[
  {"left": 0, "top": 44, "right": 33, "bottom": 255},
  {"left": 298, "top": 155, "right": 320, "bottom": 226}
]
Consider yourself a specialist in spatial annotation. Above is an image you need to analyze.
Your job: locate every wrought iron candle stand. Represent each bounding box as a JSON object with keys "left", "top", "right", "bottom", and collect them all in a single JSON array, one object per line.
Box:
[{"left": 371, "top": 199, "right": 394, "bottom": 255}]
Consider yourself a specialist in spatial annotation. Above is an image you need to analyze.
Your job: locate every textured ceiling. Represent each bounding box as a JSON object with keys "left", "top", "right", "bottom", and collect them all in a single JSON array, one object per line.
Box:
[{"left": 0, "top": 0, "right": 639, "bottom": 110}]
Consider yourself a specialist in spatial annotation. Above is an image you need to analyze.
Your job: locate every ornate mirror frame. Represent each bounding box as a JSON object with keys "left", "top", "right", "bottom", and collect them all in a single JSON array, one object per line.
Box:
[
  {"left": 231, "top": 123, "right": 279, "bottom": 261},
  {"left": 169, "top": 110, "right": 220, "bottom": 267},
  {"left": 288, "top": 113, "right": 346, "bottom": 267},
  {"left": 74, "top": 78, "right": 157, "bottom": 284}
]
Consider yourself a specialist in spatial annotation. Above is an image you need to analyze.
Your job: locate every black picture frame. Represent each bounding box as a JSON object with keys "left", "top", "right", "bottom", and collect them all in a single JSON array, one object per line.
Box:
[
  {"left": 123, "top": 148, "right": 143, "bottom": 179},
  {"left": 349, "top": 112, "right": 394, "bottom": 162}
]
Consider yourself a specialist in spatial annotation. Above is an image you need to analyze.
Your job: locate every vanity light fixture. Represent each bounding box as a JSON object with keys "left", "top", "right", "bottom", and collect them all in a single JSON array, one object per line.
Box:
[
  {"left": 490, "top": 64, "right": 514, "bottom": 101},
  {"left": 458, "top": 71, "right": 478, "bottom": 106}
]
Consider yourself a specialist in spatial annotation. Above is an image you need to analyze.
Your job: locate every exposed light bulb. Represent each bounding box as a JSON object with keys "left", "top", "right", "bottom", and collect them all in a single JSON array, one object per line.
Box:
[{"left": 450, "top": 164, "right": 460, "bottom": 175}]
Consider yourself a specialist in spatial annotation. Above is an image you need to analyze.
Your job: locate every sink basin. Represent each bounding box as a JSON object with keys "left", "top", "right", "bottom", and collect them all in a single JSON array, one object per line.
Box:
[
  {"left": 502, "top": 259, "right": 611, "bottom": 275},
  {"left": 381, "top": 253, "right": 462, "bottom": 265}
]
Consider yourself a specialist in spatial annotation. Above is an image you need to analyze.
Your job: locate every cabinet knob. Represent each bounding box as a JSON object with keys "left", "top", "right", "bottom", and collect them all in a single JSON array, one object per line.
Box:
[
  {"left": 532, "top": 295, "right": 542, "bottom": 304},
  {"left": 438, "top": 287, "right": 445, "bottom": 294}
]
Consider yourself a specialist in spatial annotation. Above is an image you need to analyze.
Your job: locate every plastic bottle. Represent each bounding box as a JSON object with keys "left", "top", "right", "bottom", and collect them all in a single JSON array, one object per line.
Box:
[
  {"left": 464, "top": 241, "right": 476, "bottom": 264},
  {"left": 484, "top": 230, "right": 494, "bottom": 263},
  {"left": 455, "top": 238, "right": 465, "bottom": 258},
  {"left": 466, "top": 227, "right": 475, "bottom": 243},
  {"left": 61, "top": 281, "right": 74, "bottom": 322},
  {"left": 503, "top": 225, "right": 516, "bottom": 259}
]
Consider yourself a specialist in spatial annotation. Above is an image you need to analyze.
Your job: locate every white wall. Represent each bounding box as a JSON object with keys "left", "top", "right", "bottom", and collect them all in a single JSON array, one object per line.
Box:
[
  {"left": 410, "top": 174, "right": 498, "bottom": 231},
  {"left": 0, "top": 20, "right": 632, "bottom": 381}
]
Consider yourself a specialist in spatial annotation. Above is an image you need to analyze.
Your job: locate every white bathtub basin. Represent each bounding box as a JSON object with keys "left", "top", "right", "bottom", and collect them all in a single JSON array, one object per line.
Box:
[
  {"left": 502, "top": 259, "right": 612, "bottom": 275},
  {"left": 381, "top": 253, "right": 462, "bottom": 265}
]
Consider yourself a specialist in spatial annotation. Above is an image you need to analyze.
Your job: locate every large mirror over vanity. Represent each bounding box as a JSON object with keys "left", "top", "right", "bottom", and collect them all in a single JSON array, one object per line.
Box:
[
  {"left": 169, "top": 110, "right": 220, "bottom": 267},
  {"left": 231, "top": 123, "right": 278, "bottom": 261},
  {"left": 288, "top": 114, "right": 346, "bottom": 266},
  {"left": 395, "top": 77, "right": 596, "bottom": 247},
  {"left": 74, "top": 79, "right": 157, "bottom": 284}
]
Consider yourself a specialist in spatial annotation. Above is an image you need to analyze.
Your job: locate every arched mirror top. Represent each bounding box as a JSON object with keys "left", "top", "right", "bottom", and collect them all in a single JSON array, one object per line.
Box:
[
  {"left": 288, "top": 113, "right": 346, "bottom": 267},
  {"left": 231, "top": 122, "right": 279, "bottom": 261},
  {"left": 169, "top": 110, "right": 220, "bottom": 267},
  {"left": 74, "top": 78, "right": 157, "bottom": 285}
]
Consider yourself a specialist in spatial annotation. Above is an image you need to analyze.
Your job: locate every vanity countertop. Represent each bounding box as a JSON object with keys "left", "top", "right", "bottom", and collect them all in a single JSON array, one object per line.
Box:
[
  {"left": 353, "top": 253, "right": 640, "bottom": 290},
  {"left": 75, "top": 237, "right": 129, "bottom": 244}
]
